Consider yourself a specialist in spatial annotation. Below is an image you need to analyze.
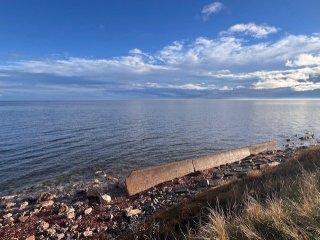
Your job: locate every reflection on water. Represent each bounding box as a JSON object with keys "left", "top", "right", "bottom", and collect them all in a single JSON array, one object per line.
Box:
[{"left": 0, "top": 100, "right": 319, "bottom": 195}]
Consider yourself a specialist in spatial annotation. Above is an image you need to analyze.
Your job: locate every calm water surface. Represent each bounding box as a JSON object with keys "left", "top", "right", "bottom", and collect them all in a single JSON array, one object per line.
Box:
[{"left": 0, "top": 100, "right": 319, "bottom": 195}]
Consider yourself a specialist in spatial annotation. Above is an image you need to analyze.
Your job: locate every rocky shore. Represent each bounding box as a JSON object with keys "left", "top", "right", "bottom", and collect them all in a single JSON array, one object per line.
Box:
[{"left": 0, "top": 134, "right": 318, "bottom": 240}]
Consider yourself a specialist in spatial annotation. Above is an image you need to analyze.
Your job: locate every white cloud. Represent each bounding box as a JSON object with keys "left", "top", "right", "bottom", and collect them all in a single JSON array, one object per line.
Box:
[
  {"left": 252, "top": 66, "right": 320, "bottom": 91},
  {"left": 201, "top": 2, "right": 223, "bottom": 21},
  {"left": 2, "top": 27, "right": 320, "bottom": 96},
  {"left": 129, "top": 48, "right": 143, "bottom": 54},
  {"left": 0, "top": 56, "right": 172, "bottom": 77},
  {"left": 220, "top": 23, "right": 279, "bottom": 38},
  {"left": 136, "top": 82, "right": 233, "bottom": 91},
  {"left": 286, "top": 53, "right": 320, "bottom": 67}
]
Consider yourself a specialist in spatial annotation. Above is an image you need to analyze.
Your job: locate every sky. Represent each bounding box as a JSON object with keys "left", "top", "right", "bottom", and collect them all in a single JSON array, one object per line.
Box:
[{"left": 1, "top": 0, "right": 320, "bottom": 100}]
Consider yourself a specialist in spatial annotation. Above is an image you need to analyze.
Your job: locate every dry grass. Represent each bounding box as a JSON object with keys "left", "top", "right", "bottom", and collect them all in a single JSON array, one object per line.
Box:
[
  {"left": 192, "top": 146, "right": 320, "bottom": 240},
  {"left": 124, "top": 146, "right": 320, "bottom": 240}
]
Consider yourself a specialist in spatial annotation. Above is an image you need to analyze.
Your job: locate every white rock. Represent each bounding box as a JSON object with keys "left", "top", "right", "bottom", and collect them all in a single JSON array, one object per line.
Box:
[
  {"left": 268, "top": 162, "right": 280, "bottom": 167},
  {"left": 3, "top": 213, "right": 12, "bottom": 219},
  {"left": 84, "top": 207, "right": 93, "bottom": 215},
  {"left": 19, "top": 201, "right": 29, "bottom": 210},
  {"left": 125, "top": 208, "right": 141, "bottom": 217},
  {"left": 66, "top": 207, "right": 75, "bottom": 219},
  {"left": 101, "top": 194, "right": 112, "bottom": 203},
  {"left": 55, "top": 233, "right": 65, "bottom": 240},
  {"left": 83, "top": 230, "right": 93, "bottom": 237}
]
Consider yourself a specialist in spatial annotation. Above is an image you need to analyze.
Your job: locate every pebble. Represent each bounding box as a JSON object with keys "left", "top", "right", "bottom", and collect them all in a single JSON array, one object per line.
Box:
[
  {"left": 19, "top": 201, "right": 29, "bottom": 210},
  {"left": 5, "top": 202, "right": 16, "bottom": 209},
  {"left": 38, "top": 192, "right": 54, "bottom": 202},
  {"left": 86, "top": 184, "right": 103, "bottom": 198},
  {"left": 104, "top": 213, "right": 114, "bottom": 221},
  {"left": 46, "top": 228, "right": 56, "bottom": 236},
  {"left": 38, "top": 220, "right": 50, "bottom": 231},
  {"left": 3, "top": 213, "right": 13, "bottom": 219},
  {"left": 67, "top": 207, "right": 75, "bottom": 219},
  {"left": 58, "top": 203, "right": 69, "bottom": 215},
  {"left": 84, "top": 207, "right": 93, "bottom": 215},
  {"left": 4, "top": 216, "right": 14, "bottom": 225},
  {"left": 174, "top": 188, "right": 190, "bottom": 194},
  {"left": 214, "top": 173, "right": 224, "bottom": 179},
  {"left": 83, "top": 230, "right": 93, "bottom": 237},
  {"left": 268, "top": 161, "right": 280, "bottom": 167},
  {"left": 39, "top": 200, "right": 54, "bottom": 208},
  {"left": 18, "top": 215, "right": 29, "bottom": 223},
  {"left": 198, "top": 179, "right": 210, "bottom": 187},
  {"left": 125, "top": 207, "right": 141, "bottom": 217},
  {"left": 101, "top": 194, "right": 112, "bottom": 203},
  {"left": 55, "top": 233, "right": 65, "bottom": 240},
  {"left": 25, "top": 236, "right": 36, "bottom": 240}
]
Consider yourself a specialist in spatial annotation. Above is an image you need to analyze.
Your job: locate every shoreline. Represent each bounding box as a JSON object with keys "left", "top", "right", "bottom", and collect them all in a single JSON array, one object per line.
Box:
[{"left": 0, "top": 137, "right": 318, "bottom": 239}]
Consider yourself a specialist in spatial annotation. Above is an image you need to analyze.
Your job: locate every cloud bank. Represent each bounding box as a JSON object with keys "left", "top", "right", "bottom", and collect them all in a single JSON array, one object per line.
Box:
[
  {"left": 220, "top": 23, "right": 279, "bottom": 38},
  {"left": 1, "top": 23, "right": 320, "bottom": 99}
]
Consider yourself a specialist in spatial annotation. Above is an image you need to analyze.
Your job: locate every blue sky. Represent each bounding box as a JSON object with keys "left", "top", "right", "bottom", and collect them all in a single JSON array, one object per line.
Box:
[{"left": 1, "top": 0, "right": 320, "bottom": 100}]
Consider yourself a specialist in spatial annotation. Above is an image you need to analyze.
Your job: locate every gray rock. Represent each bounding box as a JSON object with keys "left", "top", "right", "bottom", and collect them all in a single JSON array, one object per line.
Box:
[
  {"left": 198, "top": 179, "right": 210, "bottom": 187},
  {"left": 174, "top": 188, "right": 190, "bottom": 194}
]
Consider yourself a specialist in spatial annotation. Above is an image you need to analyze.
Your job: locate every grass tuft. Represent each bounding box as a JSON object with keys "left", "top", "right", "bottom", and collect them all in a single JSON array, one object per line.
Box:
[{"left": 192, "top": 146, "right": 320, "bottom": 240}]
